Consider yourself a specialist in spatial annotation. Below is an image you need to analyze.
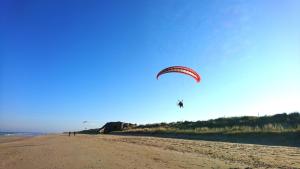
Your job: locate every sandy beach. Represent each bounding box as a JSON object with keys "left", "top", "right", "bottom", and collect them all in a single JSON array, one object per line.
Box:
[{"left": 0, "top": 134, "right": 299, "bottom": 169}]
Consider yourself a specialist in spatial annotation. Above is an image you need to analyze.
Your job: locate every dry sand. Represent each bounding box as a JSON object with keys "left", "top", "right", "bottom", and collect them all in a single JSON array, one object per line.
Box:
[{"left": 0, "top": 134, "right": 299, "bottom": 169}]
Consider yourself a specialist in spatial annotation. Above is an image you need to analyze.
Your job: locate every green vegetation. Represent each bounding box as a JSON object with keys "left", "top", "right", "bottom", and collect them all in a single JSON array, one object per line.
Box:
[
  {"left": 76, "top": 112, "right": 300, "bottom": 146},
  {"left": 77, "top": 128, "right": 100, "bottom": 134},
  {"left": 121, "top": 112, "right": 300, "bottom": 134}
]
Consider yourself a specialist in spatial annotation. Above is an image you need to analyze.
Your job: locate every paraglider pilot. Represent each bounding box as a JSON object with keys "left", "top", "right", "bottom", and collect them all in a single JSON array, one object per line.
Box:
[{"left": 177, "top": 100, "right": 184, "bottom": 108}]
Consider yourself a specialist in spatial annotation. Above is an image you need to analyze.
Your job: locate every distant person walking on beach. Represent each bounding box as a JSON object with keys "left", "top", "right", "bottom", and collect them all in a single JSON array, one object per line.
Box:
[
  {"left": 73, "top": 132, "right": 76, "bottom": 136},
  {"left": 68, "top": 132, "right": 71, "bottom": 136}
]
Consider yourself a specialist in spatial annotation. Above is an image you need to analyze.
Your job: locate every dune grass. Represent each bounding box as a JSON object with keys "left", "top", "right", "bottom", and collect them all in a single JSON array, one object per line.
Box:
[
  {"left": 120, "top": 124, "right": 300, "bottom": 135},
  {"left": 119, "top": 112, "right": 300, "bottom": 134}
]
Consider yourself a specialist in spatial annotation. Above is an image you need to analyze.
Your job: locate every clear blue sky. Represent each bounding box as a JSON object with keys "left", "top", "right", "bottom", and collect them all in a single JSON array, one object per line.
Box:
[{"left": 1, "top": 0, "right": 300, "bottom": 132}]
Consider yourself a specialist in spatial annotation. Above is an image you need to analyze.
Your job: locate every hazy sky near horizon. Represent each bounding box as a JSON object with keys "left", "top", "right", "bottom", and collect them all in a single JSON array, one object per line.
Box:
[{"left": 1, "top": 0, "right": 300, "bottom": 132}]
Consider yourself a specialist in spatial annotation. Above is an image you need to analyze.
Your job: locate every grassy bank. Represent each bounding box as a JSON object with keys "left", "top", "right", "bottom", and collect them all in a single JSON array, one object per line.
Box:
[
  {"left": 78, "top": 112, "right": 300, "bottom": 146},
  {"left": 118, "top": 124, "right": 300, "bottom": 134},
  {"left": 112, "top": 130, "right": 300, "bottom": 147},
  {"left": 113, "top": 112, "right": 300, "bottom": 147},
  {"left": 133, "top": 112, "right": 300, "bottom": 132}
]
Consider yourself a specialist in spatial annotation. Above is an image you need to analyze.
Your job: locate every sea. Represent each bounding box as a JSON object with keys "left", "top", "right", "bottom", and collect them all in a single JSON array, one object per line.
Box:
[{"left": 0, "top": 132, "right": 46, "bottom": 137}]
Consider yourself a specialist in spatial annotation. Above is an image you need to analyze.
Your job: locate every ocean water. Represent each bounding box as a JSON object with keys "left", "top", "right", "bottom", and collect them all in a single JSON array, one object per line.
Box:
[{"left": 0, "top": 132, "right": 45, "bottom": 137}]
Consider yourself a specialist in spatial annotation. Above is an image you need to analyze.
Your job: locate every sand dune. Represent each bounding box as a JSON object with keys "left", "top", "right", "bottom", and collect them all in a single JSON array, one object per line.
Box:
[{"left": 0, "top": 135, "right": 299, "bottom": 169}]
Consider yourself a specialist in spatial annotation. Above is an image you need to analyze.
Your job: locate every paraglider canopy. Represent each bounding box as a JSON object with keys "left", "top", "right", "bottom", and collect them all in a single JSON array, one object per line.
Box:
[{"left": 156, "top": 66, "right": 201, "bottom": 83}]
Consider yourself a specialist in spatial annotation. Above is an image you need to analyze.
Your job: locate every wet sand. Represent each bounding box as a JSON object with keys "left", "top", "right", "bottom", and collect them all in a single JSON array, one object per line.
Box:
[{"left": 0, "top": 134, "right": 299, "bottom": 169}]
